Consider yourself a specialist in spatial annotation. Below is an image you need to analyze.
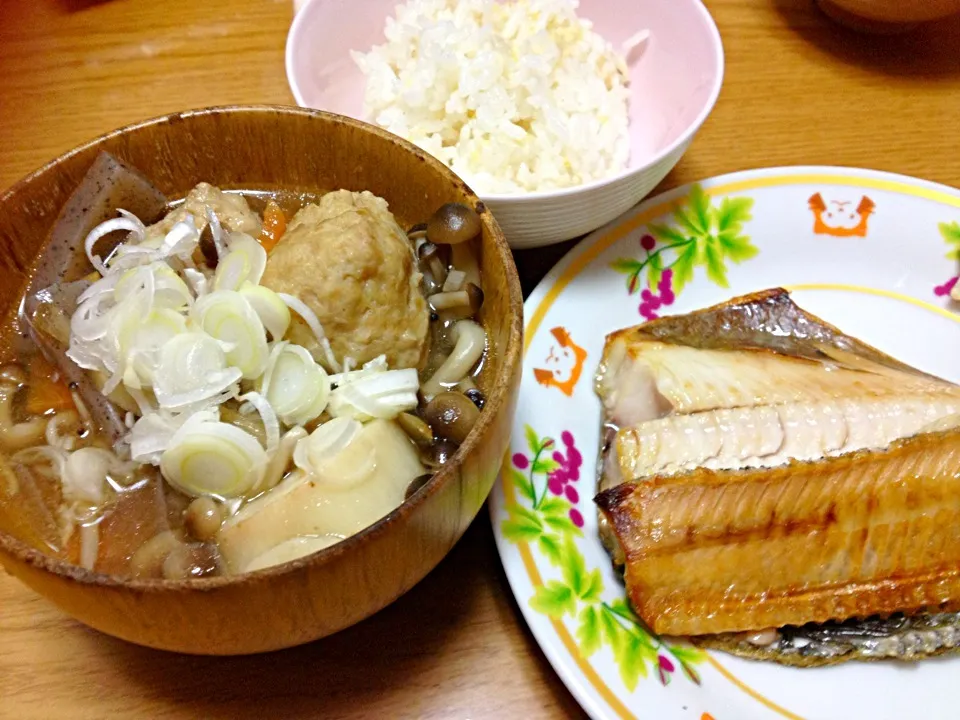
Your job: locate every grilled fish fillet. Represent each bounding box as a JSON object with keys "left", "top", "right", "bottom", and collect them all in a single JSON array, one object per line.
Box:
[{"left": 594, "top": 288, "right": 960, "bottom": 637}]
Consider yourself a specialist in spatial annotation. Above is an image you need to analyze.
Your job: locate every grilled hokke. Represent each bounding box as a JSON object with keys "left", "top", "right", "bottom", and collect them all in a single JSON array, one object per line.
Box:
[{"left": 594, "top": 288, "right": 960, "bottom": 647}]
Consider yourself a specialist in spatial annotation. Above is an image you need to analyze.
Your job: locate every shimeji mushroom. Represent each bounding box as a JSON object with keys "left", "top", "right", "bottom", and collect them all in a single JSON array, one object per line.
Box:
[
  {"left": 423, "top": 392, "right": 480, "bottom": 445},
  {"left": 0, "top": 366, "right": 49, "bottom": 450},
  {"left": 426, "top": 203, "right": 481, "bottom": 246},
  {"left": 428, "top": 283, "right": 483, "bottom": 314},
  {"left": 421, "top": 320, "right": 486, "bottom": 399}
]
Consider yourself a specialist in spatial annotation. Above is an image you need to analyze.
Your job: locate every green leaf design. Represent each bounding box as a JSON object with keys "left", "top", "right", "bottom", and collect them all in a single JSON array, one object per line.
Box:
[
  {"left": 510, "top": 469, "right": 536, "bottom": 504},
  {"left": 717, "top": 228, "right": 760, "bottom": 263},
  {"left": 538, "top": 533, "right": 563, "bottom": 566},
  {"left": 501, "top": 505, "right": 543, "bottom": 543},
  {"left": 670, "top": 240, "right": 699, "bottom": 293},
  {"left": 703, "top": 239, "right": 729, "bottom": 288},
  {"left": 560, "top": 537, "right": 588, "bottom": 597},
  {"left": 670, "top": 643, "right": 706, "bottom": 664},
  {"left": 577, "top": 606, "right": 603, "bottom": 658},
  {"left": 617, "top": 635, "right": 650, "bottom": 691},
  {"left": 579, "top": 568, "right": 604, "bottom": 603},
  {"left": 610, "top": 258, "right": 644, "bottom": 275},
  {"left": 600, "top": 605, "right": 624, "bottom": 653},
  {"left": 524, "top": 425, "right": 541, "bottom": 455},
  {"left": 648, "top": 222, "right": 688, "bottom": 246},
  {"left": 532, "top": 458, "right": 561, "bottom": 475},
  {"left": 715, "top": 196, "right": 753, "bottom": 234},
  {"left": 940, "top": 221, "right": 960, "bottom": 260},
  {"left": 543, "top": 512, "right": 579, "bottom": 535},
  {"left": 673, "top": 184, "right": 712, "bottom": 237},
  {"left": 531, "top": 581, "right": 576, "bottom": 617},
  {"left": 539, "top": 494, "right": 569, "bottom": 517}
]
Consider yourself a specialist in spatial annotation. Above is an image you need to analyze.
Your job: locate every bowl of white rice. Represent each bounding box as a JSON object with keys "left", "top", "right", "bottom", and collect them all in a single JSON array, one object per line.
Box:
[{"left": 287, "top": 0, "right": 723, "bottom": 248}]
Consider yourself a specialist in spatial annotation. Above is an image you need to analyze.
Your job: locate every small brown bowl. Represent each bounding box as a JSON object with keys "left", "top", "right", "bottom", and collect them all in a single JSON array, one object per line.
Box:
[
  {"left": 0, "top": 106, "right": 523, "bottom": 655},
  {"left": 817, "top": 0, "right": 960, "bottom": 32}
]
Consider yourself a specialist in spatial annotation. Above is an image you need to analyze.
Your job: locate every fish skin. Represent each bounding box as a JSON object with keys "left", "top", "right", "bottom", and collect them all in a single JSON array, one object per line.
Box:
[
  {"left": 596, "top": 425, "right": 960, "bottom": 637},
  {"left": 593, "top": 289, "right": 960, "bottom": 652}
]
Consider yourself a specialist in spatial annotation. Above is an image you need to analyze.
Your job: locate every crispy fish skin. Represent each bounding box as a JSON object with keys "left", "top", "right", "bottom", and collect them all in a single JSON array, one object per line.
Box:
[{"left": 596, "top": 427, "right": 960, "bottom": 637}]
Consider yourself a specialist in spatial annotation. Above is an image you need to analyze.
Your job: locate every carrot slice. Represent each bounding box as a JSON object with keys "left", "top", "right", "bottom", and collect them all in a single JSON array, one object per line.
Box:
[
  {"left": 24, "top": 355, "right": 75, "bottom": 416},
  {"left": 258, "top": 200, "right": 286, "bottom": 254}
]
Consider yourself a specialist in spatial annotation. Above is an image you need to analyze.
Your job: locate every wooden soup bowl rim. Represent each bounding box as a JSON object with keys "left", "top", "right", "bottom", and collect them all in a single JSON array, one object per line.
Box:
[{"left": 0, "top": 104, "right": 524, "bottom": 595}]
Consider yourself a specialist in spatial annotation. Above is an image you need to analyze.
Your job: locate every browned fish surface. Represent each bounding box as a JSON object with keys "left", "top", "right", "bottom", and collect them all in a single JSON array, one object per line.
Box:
[{"left": 594, "top": 288, "right": 960, "bottom": 639}]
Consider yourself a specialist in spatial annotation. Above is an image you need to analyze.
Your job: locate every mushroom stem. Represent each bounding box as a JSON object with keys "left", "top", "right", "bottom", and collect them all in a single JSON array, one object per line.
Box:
[
  {"left": 451, "top": 242, "right": 481, "bottom": 287},
  {"left": 429, "top": 283, "right": 483, "bottom": 313},
  {"left": 0, "top": 383, "right": 49, "bottom": 451},
  {"left": 422, "top": 320, "right": 486, "bottom": 399},
  {"left": 260, "top": 426, "right": 308, "bottom": 492},
  {"left": 429, "top": 290, "right": 470, "bottom": 311},
  {"left": 442, "top": 269, "right": 466, "bottom": 293}
]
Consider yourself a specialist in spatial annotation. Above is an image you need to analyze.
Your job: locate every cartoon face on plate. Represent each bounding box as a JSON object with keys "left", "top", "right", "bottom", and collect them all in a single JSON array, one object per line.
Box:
[
  {"left": 808, "top": 192, "right": 876, "bottom": 237},
  {"left": 533, "top": 327, "right": 588, "bottom": 396}
]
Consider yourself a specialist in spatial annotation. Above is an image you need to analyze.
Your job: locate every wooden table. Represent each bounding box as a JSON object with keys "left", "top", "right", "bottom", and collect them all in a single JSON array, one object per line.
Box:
[{"left": 1, "top": 1, "right": 959, "bottom": 717}]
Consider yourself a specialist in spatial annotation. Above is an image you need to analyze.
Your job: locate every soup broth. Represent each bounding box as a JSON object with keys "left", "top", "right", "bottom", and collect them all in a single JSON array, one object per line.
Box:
[{"left": 0, "top": 154, "right": 489, "bottom": 579}]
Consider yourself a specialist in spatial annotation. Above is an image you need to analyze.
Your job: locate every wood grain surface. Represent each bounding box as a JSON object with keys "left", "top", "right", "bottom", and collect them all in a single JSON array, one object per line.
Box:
[{"left": 1, "top": 0, "right": 960, "bottom": 717}]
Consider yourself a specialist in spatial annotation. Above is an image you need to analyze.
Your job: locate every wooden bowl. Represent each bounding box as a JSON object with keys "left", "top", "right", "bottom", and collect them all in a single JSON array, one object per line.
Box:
[
  {"left": 817, "top": 0, "right": 960, "bottom": 31},
  {"left": 0, "top": 106, "right": 523, "bottom": 655}
]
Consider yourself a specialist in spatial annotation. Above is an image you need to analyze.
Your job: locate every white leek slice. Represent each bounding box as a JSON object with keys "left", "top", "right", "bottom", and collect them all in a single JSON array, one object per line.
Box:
[
  {"left": 327, "top": 368, "right": 419, "bottom": 421},
  {"left": 195, "top": 290, "right": 269, "bottom": 379},
  {"left": 292, "top": 417, "right": 376, "bottom": 488},
  {"left": 84, "top": 214, "right": 145, "bottom": 276},
  {"left": 117, "top": 308, "right": 188, "bottom": 388},
  {"left": 239, "top": 284, "right": 290, "bottom": 340},
  {"left": 292, "top": 417, "right": 362, "bottom": 476},
  {"left": 183, "top": 267, "right": 210, "bottom": 297},
  {"left": 160, "top": 416, "right": 266, "bottom": 499},
  {"left": 214, "top": 234, "right": 267, "bottom": 291},
  {"left": 115, "top": 262, "right": 191, "bottom": 310},
  {"left": 128, "top": 408, "right": 219, "bottom": 465},
  {"left": 207, "top": 208, "right": 227, "bottom": 261},
  {"left": 328, "top": 354, "right": 388, "bottom": 386},
  {"left": 238, "top": 391, "right": 280, "bottom": 453},
  {"left": 159, "top": 216, "right": 201, "bottom": 260},
  {"left": 153, "top": 332, "right": 242, "bottom": 409},
  {"left": 277, "top": 292, "right": 339, "bottom": 371},
  {"left": 259, "top": 343, "right": 330, "bottom": 426}
]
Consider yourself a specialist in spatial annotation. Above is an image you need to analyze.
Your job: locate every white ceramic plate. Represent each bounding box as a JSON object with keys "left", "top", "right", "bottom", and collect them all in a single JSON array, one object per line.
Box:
[{"left": 490, "top": 166, "right": 960, "bottom": 720}]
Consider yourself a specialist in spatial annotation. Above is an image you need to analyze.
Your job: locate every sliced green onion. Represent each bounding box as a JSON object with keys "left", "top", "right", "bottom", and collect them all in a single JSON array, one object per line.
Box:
[
  {"left": 276, "top": 292, "right": 339, "bottom": 371},
  {"left": 292, "top": 417, "right": 364, "bottom": 476},
  {"left": 239, "top": 284, "right": 290, "bottom": 340},
  {"left": 115, "top": 262, "right": 191, "bottom": 310},
  {"left": 259, "top": 343, "right": 330, "bottom": 426},
  {"left": 153, "top": 332, "right": 242, "bottom": 409},
  {"left": 116, "top": 308, "right": 188, "bottom": 388},
  {"left": 195, "top": 290, "right": 269, "bottom": 379},
  {"left": 238, "top": 391, "right": 280, "bottom": 453},
  {"left": 327, "top": 368, "right": 419, "bottom": 421},
  {"left": 161, "top": 417, "right": 266, "bottom": 498},
  {"left": 214, "top": 234, "right": 267, "bottom": 292}
]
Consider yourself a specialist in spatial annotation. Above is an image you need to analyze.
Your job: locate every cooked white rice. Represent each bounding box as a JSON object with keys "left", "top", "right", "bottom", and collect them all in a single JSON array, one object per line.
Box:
[{"left": 351, "top": 0, "right": 631, "bottom": 195}]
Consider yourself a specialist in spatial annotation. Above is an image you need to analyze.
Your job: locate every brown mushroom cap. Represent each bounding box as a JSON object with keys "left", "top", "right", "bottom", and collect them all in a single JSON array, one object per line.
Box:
[
  {"left": 426, "top": 203, "right": 482, "bottom": 245},
  {"left": 184, "top": 497, "right": 224, "bottom": 542},
  {"left": 423, "top": 391, "right": 481, "bottom": 445},
  {"left": 198, "top": 224, "right": 219, "bottom": 268},
  {"left": 397, "top": 412, "right": 435, "bottom": 448},
  {"left": 420, "top": 438, "right": 459, "bottom": 469}
]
